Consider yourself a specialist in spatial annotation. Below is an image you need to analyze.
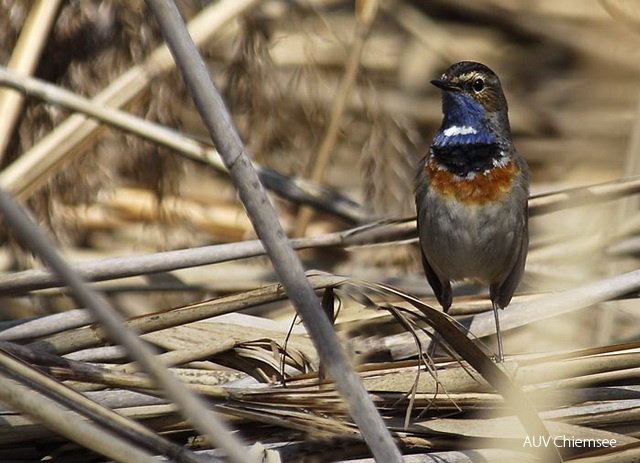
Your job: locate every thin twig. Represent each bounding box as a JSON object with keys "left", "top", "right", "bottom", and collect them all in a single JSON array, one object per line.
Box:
[
  {"left": 528, "top": 175, "right": 640, "bottom": 216},
  {"left": 0, "top": 233, "right": 346, "bottom": 295}
]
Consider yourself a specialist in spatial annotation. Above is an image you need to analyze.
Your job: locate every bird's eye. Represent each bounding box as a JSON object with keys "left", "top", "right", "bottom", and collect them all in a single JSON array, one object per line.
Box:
[{"left": 472, "top": 77, "right": 485, "bottom": 92}]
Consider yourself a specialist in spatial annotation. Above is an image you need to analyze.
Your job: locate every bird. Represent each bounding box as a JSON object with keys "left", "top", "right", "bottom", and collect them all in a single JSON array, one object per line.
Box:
[{"left": 415, "top": 61, "right": 529, "bottom": 362}]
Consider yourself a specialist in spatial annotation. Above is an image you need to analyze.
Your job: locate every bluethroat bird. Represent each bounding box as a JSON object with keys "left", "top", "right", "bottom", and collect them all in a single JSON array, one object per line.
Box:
[{"left": 415, "top": 61, "right": 529, "bottom": 362}]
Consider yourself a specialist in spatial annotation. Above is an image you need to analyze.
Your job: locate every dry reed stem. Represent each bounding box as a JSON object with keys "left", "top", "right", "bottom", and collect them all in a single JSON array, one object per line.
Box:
[
  {"left": 0, "top": 1, "right": 639, "bottom": 461},
  {"left": 0, "top": 374, "right": 158, "bottom": 463},
  {"left": 0, "top": 347, "right": 207, "bottom": 463},
  {"left": 28, "top": 274, "right": 346, "bottom": 355},
  {"left": 0, "top": 0, "right": 61, "bottom": 164}
]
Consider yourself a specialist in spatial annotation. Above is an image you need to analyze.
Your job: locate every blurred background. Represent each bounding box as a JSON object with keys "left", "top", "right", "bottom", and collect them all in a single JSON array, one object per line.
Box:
[
  {"left": 2, "top": 1, "right": 640, "bottom": 461},
  {"left": 0, "top": 0, "right": 639, "bottom": 386}
]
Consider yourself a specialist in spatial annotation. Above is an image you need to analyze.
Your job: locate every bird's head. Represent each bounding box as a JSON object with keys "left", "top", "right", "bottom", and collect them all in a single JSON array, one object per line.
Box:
[{"left": 431, "top": 61, "right": 511, "bottom": 146}]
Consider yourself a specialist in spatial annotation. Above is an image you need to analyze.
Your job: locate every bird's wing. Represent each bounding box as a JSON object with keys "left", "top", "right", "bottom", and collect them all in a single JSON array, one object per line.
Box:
[
  {"left": 492, "top": 218, "right": 528, "bottom": 309},
  {"left": 415, "top": 155, "right": 452, "bottom": 311}
]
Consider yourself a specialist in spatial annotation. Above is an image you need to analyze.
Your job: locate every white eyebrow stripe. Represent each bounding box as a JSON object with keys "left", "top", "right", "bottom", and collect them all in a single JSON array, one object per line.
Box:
[{"left": 442, "top": 125, "right": 478, "bottom": 137}]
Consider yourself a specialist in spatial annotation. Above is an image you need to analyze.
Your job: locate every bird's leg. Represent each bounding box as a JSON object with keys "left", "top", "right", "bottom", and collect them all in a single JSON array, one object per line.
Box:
[{"left": 492, "top": 299, "right": 504, "bottom": 363}]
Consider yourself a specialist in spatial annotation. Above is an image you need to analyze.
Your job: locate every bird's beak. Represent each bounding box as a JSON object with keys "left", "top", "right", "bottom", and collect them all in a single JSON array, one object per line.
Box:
[{"left": 430, "top": 79, "right": 458, "bottom": 91}]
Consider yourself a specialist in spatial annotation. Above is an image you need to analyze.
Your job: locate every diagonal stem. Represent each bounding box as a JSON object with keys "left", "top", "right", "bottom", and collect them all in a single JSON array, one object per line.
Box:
[{"left": 144, "top": 1, "right": 402, "bottom": 461}]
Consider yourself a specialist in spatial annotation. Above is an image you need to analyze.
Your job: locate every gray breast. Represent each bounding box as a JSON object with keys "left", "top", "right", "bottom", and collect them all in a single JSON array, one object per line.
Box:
[{"left": 418, "top": 192, "right": 522, "bottom": 285}]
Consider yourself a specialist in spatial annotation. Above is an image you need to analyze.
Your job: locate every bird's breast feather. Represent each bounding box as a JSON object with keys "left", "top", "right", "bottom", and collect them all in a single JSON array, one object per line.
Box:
[{"left": 425, "top": 156, "right": 520, "bottom": 205}]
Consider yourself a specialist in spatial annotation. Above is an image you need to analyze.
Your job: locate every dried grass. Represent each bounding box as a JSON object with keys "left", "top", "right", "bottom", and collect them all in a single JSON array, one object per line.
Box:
[{"left": 0, "top": 0, "right": 640, "bottom": 462}]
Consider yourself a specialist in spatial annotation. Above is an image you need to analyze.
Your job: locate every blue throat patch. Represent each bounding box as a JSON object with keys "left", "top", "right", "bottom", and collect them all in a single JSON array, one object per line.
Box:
[
  {"left": 432, "top": 92, "right": 496, "bottom": 147},
  {"left": 430, "top": 91, "right": 505, "bottom": 176}
]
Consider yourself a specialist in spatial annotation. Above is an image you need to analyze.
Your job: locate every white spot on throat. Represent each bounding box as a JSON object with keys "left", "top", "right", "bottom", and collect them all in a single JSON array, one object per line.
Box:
[
  {"left": 492, "top": 153, "right": 509, "bottom": 168},
  {"left": 443, "top": 125, "right": 478, "bottom": 137}
]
